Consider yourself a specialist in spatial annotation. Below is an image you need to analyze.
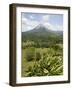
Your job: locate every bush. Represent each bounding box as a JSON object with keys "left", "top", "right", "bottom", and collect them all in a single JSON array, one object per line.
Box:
[
  {"left": 35, "top": 51, "right": 41, "bottom": 61},
  {"left": 25, "top": 47, "right": 35, "bottom": 61},
  {"left": 23, "top": 47, "right": 63, "bottom": 77},
  {"left": 22, "top": 41, "right": 36, "bottom": 49},
  {"left": 25, "top": 54, "right": 63, "bottom": 76},
  {"left": 52, "top": 44, "right": 63, "bottom": 51}
]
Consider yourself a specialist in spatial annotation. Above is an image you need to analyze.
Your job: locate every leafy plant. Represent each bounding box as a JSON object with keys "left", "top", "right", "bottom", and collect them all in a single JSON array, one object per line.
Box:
[
  {"left": 24, "top": 48, "right": 63, "bottom": 77},
  {"left": 25, "top": 47, "right": 35, "bottom": 61},
  {"left": 35, "top": 51, "right": 41, "bottom": 61}
]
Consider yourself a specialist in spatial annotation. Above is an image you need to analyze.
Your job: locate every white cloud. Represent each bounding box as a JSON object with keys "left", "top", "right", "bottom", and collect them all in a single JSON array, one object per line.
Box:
[
  {"left": 22, "top": 17, "right": 28, "bottom": 22},
  {"left": 44, "top": 22, "right": 63, "bottom": 31},
  {"left": 55, "top": 24, "right": 63, "bottom": 31},
  {"left": 22, "top": 17, "right": 39, "bottom": 32},
  {"left": 22, "top": 15, "right": 63, "bottom": 32},
  {"left": 43, "top": 22, "right": 52, "bottom": 29},
  {"left": 42, "top": 15, "right": 50, "bottom": 22},
  {"left": 41, "top": 15, "right": 63, "bottom": 31},
  {"left": 29, "top": 15, "right": 34, "bottom": 19}
]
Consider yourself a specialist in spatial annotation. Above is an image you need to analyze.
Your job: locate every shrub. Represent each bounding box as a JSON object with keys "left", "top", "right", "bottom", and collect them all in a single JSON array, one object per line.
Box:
[
  {"left": 25, "top": 54, "right": 63, "bottom": 76},
  {"left": 24, "top": 47, "right": 63, "bottom": 77},
  {"left": 35, "top": 51, "right": 41, "bottom": 61},
  {"left": 25, "top": 47, "right": 35, "bottom": 61},
  {"left": 52, "top": 44, "right": 63, "bottom": 51},
  {"left": 22, "top": 41, "right": 36, "bottom": 49}
]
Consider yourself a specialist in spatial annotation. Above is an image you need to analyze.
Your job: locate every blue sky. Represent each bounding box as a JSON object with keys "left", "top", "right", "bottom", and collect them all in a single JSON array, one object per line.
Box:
[{"left": 21, "top": 12, "right": 63, "bottom": 32}]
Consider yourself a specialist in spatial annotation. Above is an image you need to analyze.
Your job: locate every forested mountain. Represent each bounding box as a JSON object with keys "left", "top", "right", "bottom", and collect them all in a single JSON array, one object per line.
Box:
[{"left": 22, "top": 24, "right": 63, "bottom": 45}]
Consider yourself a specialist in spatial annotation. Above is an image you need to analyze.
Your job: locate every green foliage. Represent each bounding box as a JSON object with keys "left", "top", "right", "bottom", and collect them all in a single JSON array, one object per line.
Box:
[
  {"left": 25, "top": 54, "right": 63, "bottom": 76},
  {"left": 35, "top": 51, "right": 41, "bottom": 61},
  {"left": 25, "top": 47, "right": 35, "bottom": 61},
  {"left": 22, "top": 40, "right": 36, "bottom": 49},
  {"left": 22, "top": 45, "right": 63, "bottom": 77},
  {"left": 51, "top": 44, "right": 63, "bottom": 51}
]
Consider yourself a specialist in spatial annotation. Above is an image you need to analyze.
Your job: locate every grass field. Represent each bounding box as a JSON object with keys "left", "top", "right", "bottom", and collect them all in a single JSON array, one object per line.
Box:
[{"left": 21, "top": 44, "right": 63, "bottom": 77}]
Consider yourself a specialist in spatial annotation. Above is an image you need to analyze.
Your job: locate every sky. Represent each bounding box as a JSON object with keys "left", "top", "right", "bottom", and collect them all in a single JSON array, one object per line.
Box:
[{"left": 21, "top": 12, "right": 63, "bottom": 32}]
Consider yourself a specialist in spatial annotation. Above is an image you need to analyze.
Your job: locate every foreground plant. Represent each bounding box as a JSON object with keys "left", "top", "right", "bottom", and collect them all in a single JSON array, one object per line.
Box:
[{"left": 25, "top": 52, "right": 63, "bottom": 77}]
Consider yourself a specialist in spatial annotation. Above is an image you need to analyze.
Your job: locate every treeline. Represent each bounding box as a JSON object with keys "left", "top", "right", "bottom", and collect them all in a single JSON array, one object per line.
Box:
[
  {"left": 22, "top": 40, "right": 63, "bottom": 50},
  {"left": 22, "top": 34, "right": 63, "bottom": 44}
]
